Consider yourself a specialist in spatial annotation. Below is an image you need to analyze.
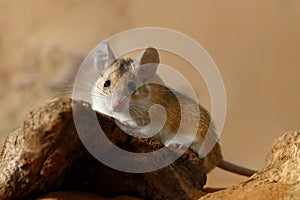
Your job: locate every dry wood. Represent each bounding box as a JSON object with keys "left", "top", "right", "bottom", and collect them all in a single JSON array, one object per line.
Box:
[{"left": 0, "top": 98, "right": 207, "bottom": 200}]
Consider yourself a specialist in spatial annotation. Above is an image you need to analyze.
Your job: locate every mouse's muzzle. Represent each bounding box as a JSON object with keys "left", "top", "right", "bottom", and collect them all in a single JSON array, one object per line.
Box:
[{"left": 108, "top": 94, "right": 129, "bottom": 113}]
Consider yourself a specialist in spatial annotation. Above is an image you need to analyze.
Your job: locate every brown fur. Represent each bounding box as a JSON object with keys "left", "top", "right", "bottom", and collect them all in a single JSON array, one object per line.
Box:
[
  {"left": 94, "top": 52, "right": 255, "bottom": 176},
  {"left": 96, "top": 58, "right": 222, "bottom": 173}
]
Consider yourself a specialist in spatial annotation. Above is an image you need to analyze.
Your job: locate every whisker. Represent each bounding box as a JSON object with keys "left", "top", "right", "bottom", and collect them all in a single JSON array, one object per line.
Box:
[
  {"left": 129, "top": 106, "right": 167, "bottom": 122},
  {"left": 91, "top": 92, "right": 106, "bottom": 99}
]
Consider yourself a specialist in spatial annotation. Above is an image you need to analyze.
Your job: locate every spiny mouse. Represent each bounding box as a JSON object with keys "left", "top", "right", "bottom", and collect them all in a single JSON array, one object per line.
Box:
[{"left": 91, "top": 41, "right": 256, "bottom": 177}]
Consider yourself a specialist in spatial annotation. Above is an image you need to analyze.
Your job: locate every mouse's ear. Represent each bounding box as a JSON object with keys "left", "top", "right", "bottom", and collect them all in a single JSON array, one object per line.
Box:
[
  {"left": 94, "top": 41, "right": 116, "bottom": 74},
  {"left": 133, "top": 47, "right": 159, "bottom": 82}
]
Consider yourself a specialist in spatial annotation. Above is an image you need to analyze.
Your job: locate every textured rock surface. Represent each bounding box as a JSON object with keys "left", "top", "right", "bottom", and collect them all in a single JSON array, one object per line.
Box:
[
  {"left": 199, "top": 131, "right": 300, "bottom": 200},
  {"left": 0, "top": 97, "right": 206, "bottom": 200},
  {"left": 0, "top": 97, "right": 299, "bottom": 200},
  {"left": 35, "top": 191, "right": 141, "bottom": 200}
]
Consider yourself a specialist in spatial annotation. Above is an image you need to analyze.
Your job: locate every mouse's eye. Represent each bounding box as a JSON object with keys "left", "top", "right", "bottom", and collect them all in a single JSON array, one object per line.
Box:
[
  {"left": 127, "top": 81, "right": 136, "bottom": 91},
  {"left": 103, "top": 79, "right": 111, "bottom": 88}
]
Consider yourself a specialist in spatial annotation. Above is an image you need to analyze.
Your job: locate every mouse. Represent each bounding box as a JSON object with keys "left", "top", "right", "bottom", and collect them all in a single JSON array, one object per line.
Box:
[{"left": 91, "top": 41, "right": 256, "bottom": 177}]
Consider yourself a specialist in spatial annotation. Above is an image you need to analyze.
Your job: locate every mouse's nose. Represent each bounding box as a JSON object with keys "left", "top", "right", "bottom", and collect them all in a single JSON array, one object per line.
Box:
[
  {"left": 112, "top": 100, "right": 122, "bottom": 112},
  {"left": 110, "top": 96, "right": 124, "bottom": 112}
]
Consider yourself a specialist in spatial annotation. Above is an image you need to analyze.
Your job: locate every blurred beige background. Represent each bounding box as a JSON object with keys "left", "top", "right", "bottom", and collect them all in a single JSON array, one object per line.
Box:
[{"left": 0, "top": 0, "right": 299, "bottom": 188}]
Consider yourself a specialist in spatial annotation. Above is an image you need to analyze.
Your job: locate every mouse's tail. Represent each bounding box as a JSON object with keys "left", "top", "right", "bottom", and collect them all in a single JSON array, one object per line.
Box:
[{"left": 217, "top": 160, "right": 257, "bottom": 177}]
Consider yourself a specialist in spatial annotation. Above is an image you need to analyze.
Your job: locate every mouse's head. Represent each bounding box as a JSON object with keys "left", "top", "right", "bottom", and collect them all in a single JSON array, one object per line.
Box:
[{"left": 92, "top": 41, "right": 160, "bottom": 114}]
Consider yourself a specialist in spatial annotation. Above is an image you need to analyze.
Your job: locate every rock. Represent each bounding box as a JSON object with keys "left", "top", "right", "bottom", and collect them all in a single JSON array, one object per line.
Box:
[
  {"left": 35, "top": 191, "right": 141, "bottom": 200},
  {"left": 199, "top": 131, "right": 300, "bottom": 200},
  {"left": 0, "top": 97, "right": 299, "bottom": 200},
  {"left": 0, "top": 97, "right": 206, "bottom": 200}
]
